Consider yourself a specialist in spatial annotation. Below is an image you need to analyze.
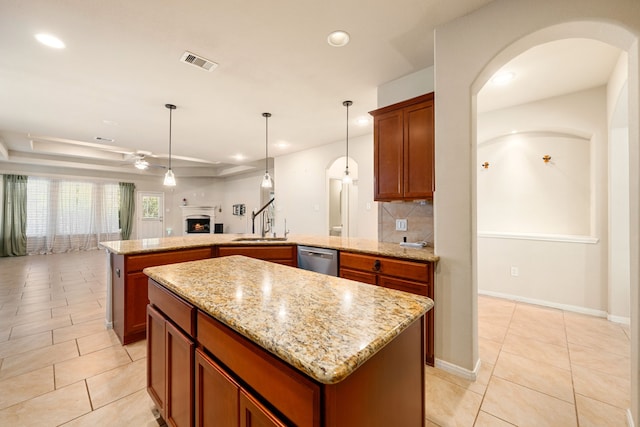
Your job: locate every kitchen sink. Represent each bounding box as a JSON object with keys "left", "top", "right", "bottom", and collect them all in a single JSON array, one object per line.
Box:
[{"left": 232, "top": 237, "right": 289, "bottom": 242}]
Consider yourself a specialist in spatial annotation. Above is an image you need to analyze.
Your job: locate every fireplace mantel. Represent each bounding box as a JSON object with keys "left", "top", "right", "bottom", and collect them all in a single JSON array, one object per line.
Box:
[{"left": 180, "top": 206, "right": 216, "bottom": 235}]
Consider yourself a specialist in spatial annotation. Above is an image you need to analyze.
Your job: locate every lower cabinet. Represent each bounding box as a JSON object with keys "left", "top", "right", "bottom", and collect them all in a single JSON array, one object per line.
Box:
[
  {"left": 148, "top": 278, "right": 425, "bottom": 427},
  {"left": 340, "top": 251, "right": 435, "bottom": 365},
  {"left": 240, "top": 390, "right": 287, "bottom": 427},
  {"left": 195, "top": 349, "right": 286, "bottom": 427},
  {"left": 147, "top": 281, "right": 196, "bottom": 427},
  {"left": 147, "top": 305, "right": 194, "bottom": 427}
]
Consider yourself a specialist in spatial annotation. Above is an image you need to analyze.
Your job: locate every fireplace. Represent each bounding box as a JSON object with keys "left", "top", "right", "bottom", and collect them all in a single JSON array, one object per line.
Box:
[
  {"left": 186, "top": 217, "right": 211, "bottom": 233},
  {"left": 180, "top": 206, "right": 216, "bottom": 235}
]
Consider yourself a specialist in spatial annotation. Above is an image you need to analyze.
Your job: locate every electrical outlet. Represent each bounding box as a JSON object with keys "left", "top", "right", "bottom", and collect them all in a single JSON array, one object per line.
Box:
[
  {"left": 395, "top": 219, "right": 408, "bottom": 231},
  {"left": 510, "top": 266, "right": 519, "bottom": 277}
]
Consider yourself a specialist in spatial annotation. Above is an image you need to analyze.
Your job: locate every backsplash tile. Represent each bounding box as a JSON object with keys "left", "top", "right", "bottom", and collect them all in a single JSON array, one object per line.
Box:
[{"left": 378, "top": 200, "right": 434, "bottom": 245}]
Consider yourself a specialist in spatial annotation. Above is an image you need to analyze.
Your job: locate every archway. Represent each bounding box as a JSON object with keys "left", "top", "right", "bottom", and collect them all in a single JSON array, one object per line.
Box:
[{"left": 475, "top": 38, "right": 628, "bottom": 320}]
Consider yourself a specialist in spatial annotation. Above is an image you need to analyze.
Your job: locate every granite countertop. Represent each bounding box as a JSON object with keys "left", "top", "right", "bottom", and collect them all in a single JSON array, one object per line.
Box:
[
  {"left": 144, "top": 255, "right": 433, "bottom": 384},
  {"left": 100, "top": 233, "right": 439, "bottom": 263}
]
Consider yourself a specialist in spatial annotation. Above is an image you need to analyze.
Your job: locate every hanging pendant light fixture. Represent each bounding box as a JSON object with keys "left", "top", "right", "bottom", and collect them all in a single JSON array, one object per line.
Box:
[
  {"left": 261, "top": 112, "right": 273, "bottom": 188},
  {"left": 163, "top": 103, "right": 177, "bottom": 186},
  {"left": 342, "top": 100, "right": 353, "bottom": 184}
]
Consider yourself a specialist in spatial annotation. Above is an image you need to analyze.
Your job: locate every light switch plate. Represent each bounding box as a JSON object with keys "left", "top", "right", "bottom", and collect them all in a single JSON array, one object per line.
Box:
[{"left": 396, "top": 219, "right": 408, "bottom": 231}]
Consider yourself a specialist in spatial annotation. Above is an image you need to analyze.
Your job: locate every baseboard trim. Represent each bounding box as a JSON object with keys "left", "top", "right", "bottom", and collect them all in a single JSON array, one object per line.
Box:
[
  {"left": 479, "top": 290, "right": 611, "bottom": 317},
  {"left": 434, "top": 357, "right": 480, "bottom": 381},
  {"left": 627, "top": 408, "right": 635, "bottom": 427},
  {"left": 608, "top": 314, "right": 631, "bottom": 326}
]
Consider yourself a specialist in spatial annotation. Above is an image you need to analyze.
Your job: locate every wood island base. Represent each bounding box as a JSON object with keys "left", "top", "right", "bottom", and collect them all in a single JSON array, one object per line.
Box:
[{"left": 147, "top": 279, "right": 426, "bottom": 427}]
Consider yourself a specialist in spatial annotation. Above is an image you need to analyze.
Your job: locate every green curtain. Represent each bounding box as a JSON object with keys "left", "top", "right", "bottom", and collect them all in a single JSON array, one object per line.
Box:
[
  {"left": 0, "top": 175, "right": 28, "bottom": 257},
  {"left": 119, "top": 182, "right": 136, "bottom": 240}
]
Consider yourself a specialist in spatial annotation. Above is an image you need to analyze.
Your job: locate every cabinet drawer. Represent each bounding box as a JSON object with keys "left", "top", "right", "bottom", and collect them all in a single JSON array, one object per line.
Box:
[
  {"left": 127, "top": 248, "right": 212, "bottom": 273},
  {"left": 148, "top": 280, "right": 195, "bottom": 337},
  {"left": 339, "top": 268, "right": 377, "bottom": 285},
  {"left": 197, "top": 312, "right": 320, "bottom": 427},
  {"left": 379, "top": 275, "right": 429, "bottom": 297},
  {"left": 340, "top": 252, "right": 430, "bottom": 283},
  {"left": 217, "top": 245, "right": 295, "bottom": 261}
]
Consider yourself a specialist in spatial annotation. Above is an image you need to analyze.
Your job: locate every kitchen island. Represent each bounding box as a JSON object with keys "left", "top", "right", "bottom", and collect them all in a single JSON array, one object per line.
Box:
[{"left": 144, "top": 255, "right": 433, "bottom": 426}]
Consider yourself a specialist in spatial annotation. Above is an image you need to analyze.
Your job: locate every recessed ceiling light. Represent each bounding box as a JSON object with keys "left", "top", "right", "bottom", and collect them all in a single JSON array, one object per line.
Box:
[
  {"left": 102, "top": 119, "right": 119, "bottom": 126},
  {"left": 491, "top": 71, "right": 516, "bottom": 86},
  {"left": 35, "top": 33, "right": 65, "bottom": 49},
  {"left": 232, "top": 154, "right": 245, "bottom": 161},
  {"left": 275, "top": 141, "right": 289, "bottom": 149},
  {"left": 327, "top": 31, "right": 350, "bottom": 47}
]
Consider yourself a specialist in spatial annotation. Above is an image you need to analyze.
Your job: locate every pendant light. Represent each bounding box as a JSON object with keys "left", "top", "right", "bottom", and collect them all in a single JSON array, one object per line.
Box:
[
  {"left": 163, "top": 103, "right": 177, "bottom": 186},
  {"left": 342, "top": 100, "right": 353, "bottom": 184},
  {"left": 261, "top": 112, "right": 273, "bottom": 188}
]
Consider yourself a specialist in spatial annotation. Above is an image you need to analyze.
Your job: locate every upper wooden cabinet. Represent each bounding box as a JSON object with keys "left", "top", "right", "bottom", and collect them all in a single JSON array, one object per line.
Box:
[{"left": 370, "top": 92, "right": 434, "bottom": 201}]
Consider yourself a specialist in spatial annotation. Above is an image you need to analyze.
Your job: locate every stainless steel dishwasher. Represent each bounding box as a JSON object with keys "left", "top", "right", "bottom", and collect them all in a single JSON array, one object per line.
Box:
[{"left": 297, "top": 246, "right": 338, "bottom": 276}]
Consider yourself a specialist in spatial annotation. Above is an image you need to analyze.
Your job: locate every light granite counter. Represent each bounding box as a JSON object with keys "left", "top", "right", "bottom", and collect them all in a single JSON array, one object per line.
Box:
[
  {"left": 144, "top": 255, "right": 433, "bottom": 384},
  {"left": 100, "top": 233, "right": 439, "bottom": 263}
]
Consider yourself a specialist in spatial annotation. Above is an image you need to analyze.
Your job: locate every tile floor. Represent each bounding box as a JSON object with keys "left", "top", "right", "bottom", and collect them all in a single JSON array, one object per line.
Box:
[{"left": 0, "top": 250, "right": 632, "bottom": 426}]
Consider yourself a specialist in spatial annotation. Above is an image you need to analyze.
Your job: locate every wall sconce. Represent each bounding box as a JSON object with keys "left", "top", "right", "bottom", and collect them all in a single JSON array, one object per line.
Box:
[
  {"left": 542, "top": 155, "right": 552, "bottom": 163},
  {"left": 481, "top": 162, "right": 490, "bottom": 169}
]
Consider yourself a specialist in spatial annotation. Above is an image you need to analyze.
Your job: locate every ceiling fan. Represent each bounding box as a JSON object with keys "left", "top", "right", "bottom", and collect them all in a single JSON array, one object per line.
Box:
[{"left": 124, "top": 152, "right": 166, "bottom": 170}]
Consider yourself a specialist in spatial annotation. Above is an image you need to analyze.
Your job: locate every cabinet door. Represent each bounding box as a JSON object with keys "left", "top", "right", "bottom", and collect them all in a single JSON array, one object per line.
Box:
[
  {"left": 404, "top": 99, "right": 434, "bottom": 199},
  {"left": 240, "top": 390, "right": 287, "bottom": 427},
  {"left": 195, "top": 349, "right": 239, "bottom": 427},
  {"left": 166, "top": 321, "right": 194, "bottom": 427},
  {"left": 373, "top": 109, "right": 404, "bottom": 200},
  {"left": 147, "top": 305, "right": 166, "bottom": 418}
]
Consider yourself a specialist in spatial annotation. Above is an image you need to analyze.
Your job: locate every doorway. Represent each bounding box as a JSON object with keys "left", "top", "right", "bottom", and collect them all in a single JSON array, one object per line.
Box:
[
  {"left": 136, "top": 191, "right": 165, "bottom": 239},
  {"left": 475, "top": 38, "right": 629, "bottom": 321},
  {"left": 327, "top": 156, "right": 358, "bottom": 237}
]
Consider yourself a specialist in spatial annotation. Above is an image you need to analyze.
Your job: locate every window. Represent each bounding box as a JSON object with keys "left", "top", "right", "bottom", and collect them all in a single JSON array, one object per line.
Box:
[
  {"left": 26, "top": 177, "right": 121, "bottom": 253},
  {"left": 142, "top": 195, "right": 160, "bottom": 219}
]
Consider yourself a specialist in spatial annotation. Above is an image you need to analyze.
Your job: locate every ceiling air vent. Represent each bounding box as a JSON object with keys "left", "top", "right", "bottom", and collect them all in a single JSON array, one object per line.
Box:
[{"left": 180, "top": 51, "right": 218, "bottom": 72}]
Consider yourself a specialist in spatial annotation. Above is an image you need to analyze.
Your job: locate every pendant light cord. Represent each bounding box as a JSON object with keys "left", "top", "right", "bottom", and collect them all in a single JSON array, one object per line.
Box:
[
  {"left": 343, "top": 100, "right": 352, "bottom": 172},
  {"left": 165, "top": 104, "right": 176, "bottom": 170},
  {"left": 263, "top": 112, "right": 271, "bottom": 174}
]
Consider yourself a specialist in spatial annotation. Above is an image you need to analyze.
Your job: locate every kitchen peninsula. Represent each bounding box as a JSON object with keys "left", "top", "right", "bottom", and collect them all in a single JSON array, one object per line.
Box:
[
  {"left": 99, "top": 234, "right": 439, "bottom": 362},
  {"left": 143, "top": 255, "right": 433, "bottom": 426}
]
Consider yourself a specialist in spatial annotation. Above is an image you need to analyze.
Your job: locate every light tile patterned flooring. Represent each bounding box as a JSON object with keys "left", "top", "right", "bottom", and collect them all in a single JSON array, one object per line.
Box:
[{"left": 0, "top": 250, "right": 632, "bottom": 426}]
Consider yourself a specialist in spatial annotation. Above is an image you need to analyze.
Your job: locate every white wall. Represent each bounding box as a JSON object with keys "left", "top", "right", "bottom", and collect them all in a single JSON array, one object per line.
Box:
[
  {"left": 434, "top": 6, "right": 639, "bottom": 419},
  {"left": 274, "top": 134, "right": 377, "bottom": 239},
  {"left": 477, "top": 87, "right": 609, "bottom": 314},
  {"left": 218, "top": 171, "right": 264, "bottom": 234},
  {"left": 608, "top": 52, "right": 631, "bottom": 322},
  {"left": 378, "top": 67, "right": 434, "bottom": 108}
]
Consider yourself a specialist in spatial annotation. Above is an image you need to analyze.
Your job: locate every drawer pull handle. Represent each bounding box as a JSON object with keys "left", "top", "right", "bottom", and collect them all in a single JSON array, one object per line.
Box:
[{"left": 373, "top": 260, "right": 381, "bottom": 272}]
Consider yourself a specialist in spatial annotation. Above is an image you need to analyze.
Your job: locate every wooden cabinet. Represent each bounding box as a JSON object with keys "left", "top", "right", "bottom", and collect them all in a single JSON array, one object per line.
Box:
[
  {"left": 195, "top": 348, "right": 239, "bottom": 427},
  {"left": 195, "top": 349, "right": 287, "bottom": 427},
  {"left": 240, "top": 390, "right": 288, "bottom": 427},
  {"left": 111, "top": 247, "right": 212, "bottom": 344},
  {"left": 216, "top": 245, "right": 297, "bottom": 267},
  {"left": 370, "top": 92, "right": 434, "bottom": 201},
  {"left": 148, "top": 277, "right": 425, "bottom": 427},
  {"left": 147, "top": 281, "right": 196, "bottom": 427},
  {"left": 340, "top": 251, "right": 435, "bottom": 365}
]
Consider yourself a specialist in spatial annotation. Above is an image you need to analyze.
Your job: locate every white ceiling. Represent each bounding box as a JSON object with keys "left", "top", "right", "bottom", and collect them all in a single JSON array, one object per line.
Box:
[{"left": 0, "top": 1, "right": 623, "bottom": 179}]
